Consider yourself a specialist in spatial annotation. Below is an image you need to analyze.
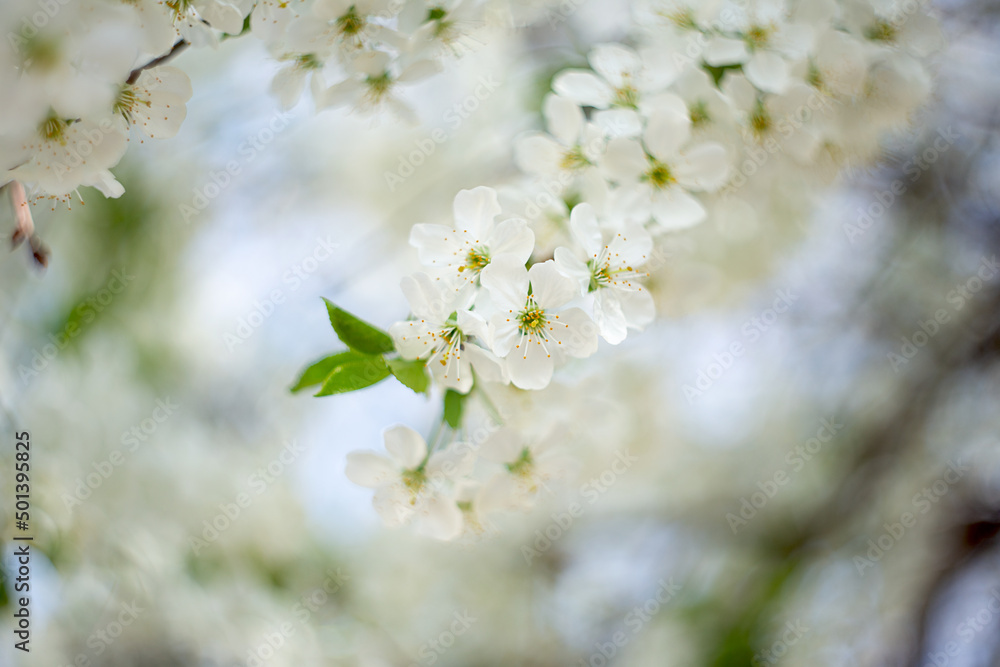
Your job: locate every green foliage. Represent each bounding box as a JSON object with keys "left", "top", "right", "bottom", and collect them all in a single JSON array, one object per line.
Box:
[
  {"left": 443, "top": 389, "right": 468, "bottom": 429},
  {"left": 323, "top": 298, "right": 395, "bottom": 355},
  {"left": 314, "top": 351, "right": 391, "bottom": 397},
  {"left": 387, "top": 358, "right": 430, "bottom": 394},
  {"left": 291, "top": 353, "right": 354, "bottom": 393}
]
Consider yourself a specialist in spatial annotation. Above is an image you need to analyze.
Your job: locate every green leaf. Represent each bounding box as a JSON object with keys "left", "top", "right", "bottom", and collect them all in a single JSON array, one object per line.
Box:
[
  {"left": 291, "top": 352, "right": 352, "bottom": 393},
  {"left": 314, "top": 352, "right": 391, "bottom": 396},
  {"left": 323, "top": 298, "right": 395, "bottom": 355},
  {"left": 443, "top": 389, "right": 468, "bottom": 429},
  {"left": 387, "top": 358, "right": 430, "bottom": 394}
]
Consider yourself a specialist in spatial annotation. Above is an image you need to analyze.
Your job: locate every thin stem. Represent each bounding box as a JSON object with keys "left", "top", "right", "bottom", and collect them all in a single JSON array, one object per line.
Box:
[
  {"left": 473, "top": 379, "right": 503, "bottom": 426},
  {"left": 127, "top": 40, "right": 191, "bottom": 85}
]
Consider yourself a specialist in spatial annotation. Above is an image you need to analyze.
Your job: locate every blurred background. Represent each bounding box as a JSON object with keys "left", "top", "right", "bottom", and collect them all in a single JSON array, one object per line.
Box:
[{"left": 2, "top": 0, "right": 1000, "bottom": 665}]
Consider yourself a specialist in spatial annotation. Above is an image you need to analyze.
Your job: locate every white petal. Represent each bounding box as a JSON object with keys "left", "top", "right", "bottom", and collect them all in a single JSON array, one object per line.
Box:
[
  {"left": 528, "top": 260, "right": 578, "bottom": 310},
  {"left": 514, "top": 134, "right": 564, "bottom": 176},
  {"left": 271, "top": 66, "right": 307, "bottom": 110},
  {"left": 480, "top": 254, "right": 529, "bottom": 312},
  {"left": 588, "top": 43, "right": 641, "bottom": 89},
  {"left": 372, "top": 484, "right": 413, "bottom": 527},
  {"left": 618, "top": 287, "right": 656, "bottom": 331},
  {"left": 593, "top": 108, "right": 642, "bottom": 138},
  {"left": 465, "top": 343, "right": 507, "bottom": 385},
  {"left": 568, "top": 203, "right": 602, "bottom": 256},
  {"left": 745, "top": 51, "right": 791, "bottom": 94},
  {"left": 644, "top": 102, "right": 692, "bottom": 162},
  {"left": 543, "top": 93, "right": 584, "bottom": 146},
  {"left": 452, "top": 186, "right": 501, "bottom": 236},
  {"left": 490, "top": 218, "right": 535, "bottom": 264},
  {"left": 479, "top": 429, "right": 524, "bottom": 463},
  {"left": 593, "top": 291, "right": 628, "bottom": 344},
  {"left": 650, "top": 189, "right": 706, "bottom": 231},
  {"left": 554, "top": 247, "right": 592, "bottom": 294},
  {"left": 506, "top": 340, "right": 555, "bottom": 390},
  {"left": 703, "top": 36, "right": 749, "bottom": 66},
  {"left": 389, "top": 319, "right": 439, "bottom": 360},
  {"left": 383, "top": 425, "right": 427, "bottom": 469},
  {"left": 409, "top": 223, "right": 462, "bottom": 267},
  {"left": 345, "top": 451, "right": 397, "bottom": 488},
  {"left": 602, "top": 137, "right": 647, "bottom": 183},
  {"left": 546, "top": 307, "right": 598, "bottom": 358},
  {"left": 675, "top": 142, "right": 730, "bottom": 191},
  {"left": 417, "top": 495, "right": 464, "bottom": 541},
  {"left": 553, "top": 70, "right": 614, "bottom": 108}
]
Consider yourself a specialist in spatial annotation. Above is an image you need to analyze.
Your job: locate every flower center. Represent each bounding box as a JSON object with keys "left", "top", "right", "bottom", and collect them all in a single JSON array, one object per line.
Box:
[
  {"left": 21, "top": 35, "right": 61, "bottom": 72},
  {"left": 364, "top": 71, "right": 393, "bottom": 104},
  {"left": 40, "top": 113, "right": 68, "bottom": 144},
  {"left": 560, "top": 146, "right": 591, "bottom": 171},
  {"left": 506, "top": 447, "right": 534, "bottom": 477},
  {"left": 642, "top": 158, "right": 675, "bottom": 190},
  {"left": 295, "top": 53, "right": 323, "bottom": 70},
  {"left": 517, "top": 300, "right": 548, "bottom": 337},
  {"left": 459, "top": 246, "right": 490, "bottom": 273},
  {"left": 666, "top": 8, "right": 697, "bottom": 30},
  {"left": 612, "top": 84, "right": 639, "bottom": 110},
  {"left": 749, "top": 102, "right": 771, "bottom": 137},
  {"left": 745, "top": 25, "right": 771, "bottom": 50},
  {"left": 689, "top": 100, "right": 710, "bottom": 127},
  {"left": 866, "top": 19, "right": 898, "bottom": 43},
  {"left": 337, "top": 5, "right": 365, "bottom": 36},
  {"left": 401, "top": 468, "right": 427, "bottom": 500}
]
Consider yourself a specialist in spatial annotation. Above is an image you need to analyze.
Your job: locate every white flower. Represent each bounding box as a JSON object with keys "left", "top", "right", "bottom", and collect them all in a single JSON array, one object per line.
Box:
[
  {"left": 409, "top": 186, "right": 534, "bottom": 292},
  {"left": 554, "top": 204, "right": 654, "bottom": 344},
  {"left": 313, "top": 0, "right": 402, "bottom": 51},
  {"left": 721, "top": 72, "right": 824, "bottom": 163},
  {"left": 114, "top": 66, "right": 192, "bottom": 140},
  {"left": 345, "top": 425, "right": 471, "bottom": 540},
  {"left": 844, "top": 0, "right": 942, "bottom": 59},
  {"left": 478, "top": 428, "right": 577, "bottom": 512},
  {"left": 5, "top": 113, "right": 128, "bottom": 201},
  {"left": 388, "top": 272, "right": 506, "bottom": 393},
  {"left": 321, "top": 51, "right": 439, "bottom": 122},
  {"left": 479, "top": 256, "right": 599, "bottom": 390},
  {"left": 601, "top": 93, "right": 730, "bottom": 232},
  {"left": 514, "top": 93, "right": 607, "bottom": 187},
  {"left": 553, "top": 43, "right": 678, "bottom": 137},
  {"left": 802, "top": 28, "right": 868, "bottom": 98},
  {"left": 164, "top": 0, "right": 247, "bottom": 46},
  {"left": 703, "top": 0, "right": 814, "bottom": 94},
  {"left": 268, "top": 17, "right": 337, "bottom": 109}
]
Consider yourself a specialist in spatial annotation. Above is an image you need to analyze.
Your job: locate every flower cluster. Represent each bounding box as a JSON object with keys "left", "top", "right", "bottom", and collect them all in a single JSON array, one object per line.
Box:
[
  {"left": 342, "top": 0, "right": 942, "bottom": 540},
  {"left": 0, "top": 0, "right": 557, "bottom": 217}
]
